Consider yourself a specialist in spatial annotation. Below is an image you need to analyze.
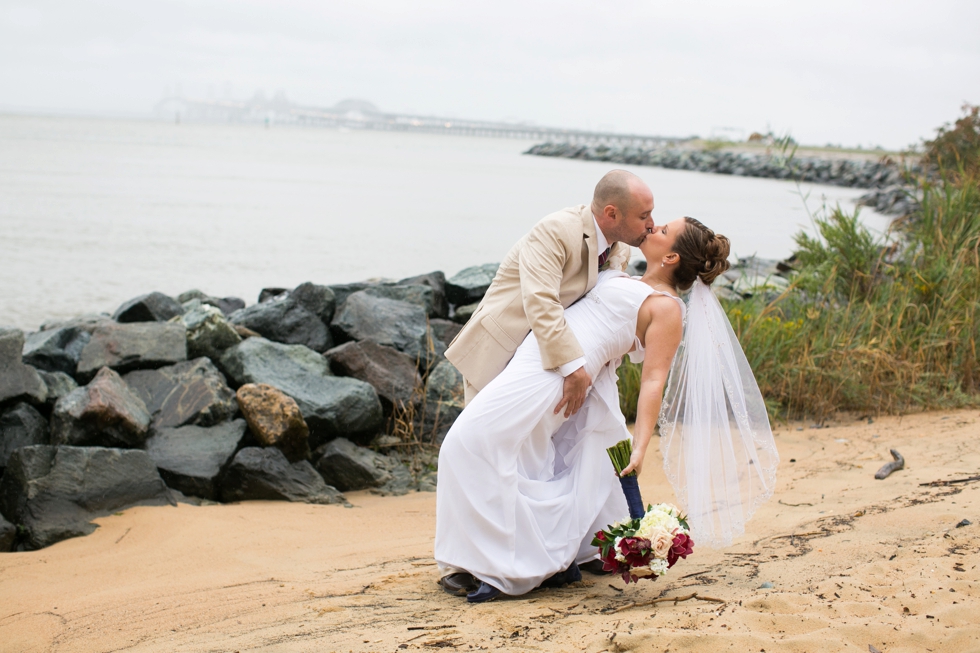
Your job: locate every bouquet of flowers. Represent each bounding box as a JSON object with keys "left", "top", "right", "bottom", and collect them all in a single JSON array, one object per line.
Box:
[{"left": 592, "top": 439, "right": 695, "bottom": 583}]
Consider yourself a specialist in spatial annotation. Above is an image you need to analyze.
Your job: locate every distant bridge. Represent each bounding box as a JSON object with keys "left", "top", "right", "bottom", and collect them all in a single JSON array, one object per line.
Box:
[{"left": 153, "top": 96, "right": 685, "bottom": 147}]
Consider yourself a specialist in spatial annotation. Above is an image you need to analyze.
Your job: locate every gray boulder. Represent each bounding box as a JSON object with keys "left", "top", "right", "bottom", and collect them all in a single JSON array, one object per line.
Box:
[
  {"left": 445, "top": 263, "right": 499, "bottom": 306},
  {"left": 326, "top": 340, "right": 422, "bottom": 415},
  {"left": 258, "top": 287, "right": 290, "bottom": 303},
  {"left": 219, "top": 338, "right": 383, "bottom": 447},
  {"left": 145, "top": 420, "right": 247, "bottom": 500},
  {"left": 229, "top": 297, "right": 331, "bottom": 353},
  {"left": 0, "top": 445, "right": 172, "bottom": 549},
  {"left": 124, "top": 358, "right": 237, "bottom": 430},
  {"left": 451, "top": 302, "right": 479, "bottom": 325},
  {"left": 37, "top": 314, "right": 113, "bottom": 334},
  {"left": 0, "top": 402, "right": 48, "bottom": 473},
  {"left": 0, "top": 328, "right": 46, "bottom": 406},
  {"left": 0, "top": 513, "right": 14, "bottom": 552},
  {"left": 365, "top": 284, "right": 447, "bottom": 320},
  {"left": 113, "top": 292, "right": 183, "bottom": 323},
  {"left": 76, "top": 323, "right": 187, "bottom": 381},
  {"left": 178, "top": 303, "right": 242, "bottom": 360},
  {"left": 37, "top": 371, "right": 78, "bottom": 410},
  {"left": 314, "top": 437, "right": 391, "bottom": 491},
  {"left": 291, "top": 282, "right": 337, "bottom": 324},
  {"left": 429, "top": 319, "right": 462, "bottom": 348},
  {"left": 176, "top": 289, "right": 245, "bottom": 316},
  {"left": 421, "top": 360, "right": 465, "bottom": 444},
  {"left": 398, "top": 271, "right": 449, "bottom": 319},
  {"left": 51, "top": 367, "right": 150, "bottom": 448},
  {"left": 327, "top": 282, "right": 377, "bottom": 309},
  {"left": 332, "top": 291, "right": 429, "bottom": 362},
  {"left": 219, "top": 447, "right": 344, "bottom": 504},
  {"left": 21, "top": 326, "right": 91, "bottom": 375}
]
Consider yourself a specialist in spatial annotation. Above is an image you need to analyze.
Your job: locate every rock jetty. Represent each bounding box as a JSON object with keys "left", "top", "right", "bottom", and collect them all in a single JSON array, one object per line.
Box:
[
  {"left": 0, "top": 265, "right": 499, "bottom": 551},
  {"left": 525, "top": 142, "right": 918, "bottom": 190}
]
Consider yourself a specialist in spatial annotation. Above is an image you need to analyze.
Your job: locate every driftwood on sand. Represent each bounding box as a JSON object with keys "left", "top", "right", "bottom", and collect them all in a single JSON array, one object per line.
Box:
[{"left": 874, "top": 449, "right": 905, "bottom": 480}]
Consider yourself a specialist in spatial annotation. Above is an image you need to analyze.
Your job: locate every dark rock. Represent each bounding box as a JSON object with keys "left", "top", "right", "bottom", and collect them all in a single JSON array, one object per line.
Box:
[
  {"left": 291, "top": 282, "right": 337, "bottom": 324},
  {"left": 76, "top": 323, "right": 187, "bottom": 381},
  {"left": 0, "top": 328, "right": 47, "bottom": 406},
  {"left": 362, "top": 284, "right": 445, "bottom": 320},
  {"left": 219, "top": 338, "right": 383, "bottom": 447},
  {"left": 326, "top": 340, "right": 421, "bottom": 415},
  {"left": 451, "top": 302, "right": 479, "bottom": 325},
  {"left": 113, "top": 292, "right": 183, "bottom": 323},
  {"left": 0, "top": 445, "right": 172, "bottom": 549},
  {"left": 429, "top": 319, "right": 462, "bottom": 347},
  {"left": 218, "top": 447, "right": 344, "bottom": 504},
  {"left": 37, "top": 315, "right": 113, "bottom": 334},
  {"left": 179, "top": 303, "right": 242, "bottom": 360},
  {"left": 229, "top": 297, "right": 331, "bottom": 353},
  {"left": 21, "top": 326, "right": 91, "bottom": 375},
  {"left": 258, "top": 287, "right": 290, "bottom": 304},
  {"left": 314, "top": 437, "right": 392, "bottom": 491},
  {"left": 421, "top": 360, "right": 464, "bottom": 444},
  {"left": 327, "top": 282, "right": 377, "bottom": 309},
  {"left": 123, "top": 358, "right": 237, "bottom": 430},
  {"left": 145, "top": 420, "right": 247, "bottom": 500},
  {"left": 235, "top": 384, "right": 310, "bottom": 462},
  {"left": 445, "top": 263, "right": 499, "bottom": 306},
  {"left": 177, "top": 290, "right": 245, "bottom": 316},
  {"left": 0, "top": 402, "right": 48, "bottom": 472},
  {"left": 0, "top": 513, "right": 14, "bottom": 551},
  {"left": 398, "top": 271, "right": 449, "bottom": 318},
  {"left": 37, "top": 371, "right": 78, "bottom": 410},
  {"left": 331, "top": 291, "right": 429, "bottom": 362},
  {"left": 625, "top": 259, "right": 647, "bottom": 277},
  {"left": 51, "top": 367, "right": 150, "bottom": 448}
]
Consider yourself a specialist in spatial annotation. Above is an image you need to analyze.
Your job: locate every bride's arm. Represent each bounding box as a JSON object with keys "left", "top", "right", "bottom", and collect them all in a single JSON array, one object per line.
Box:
[{"left": 620, "top": 297, "right": 683, "bottom": 476}]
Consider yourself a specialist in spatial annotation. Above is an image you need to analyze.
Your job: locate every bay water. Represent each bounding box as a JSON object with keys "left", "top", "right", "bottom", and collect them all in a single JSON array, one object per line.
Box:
[{"left": 0, "top": 114, "right": 888, "bottom": 331}]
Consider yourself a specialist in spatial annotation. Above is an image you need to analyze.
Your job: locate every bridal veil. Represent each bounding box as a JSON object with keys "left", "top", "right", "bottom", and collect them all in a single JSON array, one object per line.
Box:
[{"left": 658, "top": 278, "right": 779, "bottom": 548}]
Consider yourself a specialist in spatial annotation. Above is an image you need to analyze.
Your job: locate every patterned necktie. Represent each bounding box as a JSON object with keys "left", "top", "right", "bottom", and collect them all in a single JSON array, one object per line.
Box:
[{"left": 597, "top": 246, "right": 611, "bottom": 268}]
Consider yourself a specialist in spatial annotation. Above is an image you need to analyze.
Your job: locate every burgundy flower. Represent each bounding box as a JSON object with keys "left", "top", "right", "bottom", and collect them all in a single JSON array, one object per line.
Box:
[
  {"left": 670, "top": 533, "right": 694, "bottom": 559},
  {"left": 617, "top": 537, "right": 654, "bottom": 568},
  {"left": 596, "top": 531, "right": 607, "bottom": 542}
]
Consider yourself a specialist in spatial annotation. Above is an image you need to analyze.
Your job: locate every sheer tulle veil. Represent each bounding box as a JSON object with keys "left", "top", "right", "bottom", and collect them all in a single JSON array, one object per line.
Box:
[{"left": 658, "top": 278, "right": 779, "bottom": 548}]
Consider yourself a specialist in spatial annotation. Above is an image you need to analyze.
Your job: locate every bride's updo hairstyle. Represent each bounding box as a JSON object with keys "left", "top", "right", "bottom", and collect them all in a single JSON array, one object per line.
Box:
[{"left": 671, "top": 217, "right": 731, "bottom": 291}]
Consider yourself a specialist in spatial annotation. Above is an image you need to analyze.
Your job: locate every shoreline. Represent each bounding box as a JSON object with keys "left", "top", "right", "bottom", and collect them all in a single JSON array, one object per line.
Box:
[{"left": 1, "top": 409, "right": 977, "bottom": 652}]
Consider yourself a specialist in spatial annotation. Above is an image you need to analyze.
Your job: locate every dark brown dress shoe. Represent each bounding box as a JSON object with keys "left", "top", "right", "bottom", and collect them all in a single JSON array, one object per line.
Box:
[
  {"left": 579, "top": 559, "right": 612, "bottom": 575},
  {"left": 440, "top": 572, "right": 478, "bottom": 595}
]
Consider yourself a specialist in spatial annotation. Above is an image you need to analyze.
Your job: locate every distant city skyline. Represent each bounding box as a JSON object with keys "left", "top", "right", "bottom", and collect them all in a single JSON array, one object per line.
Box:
[{"left": 2, "top": 1, "right": 978, "bottom": 149}]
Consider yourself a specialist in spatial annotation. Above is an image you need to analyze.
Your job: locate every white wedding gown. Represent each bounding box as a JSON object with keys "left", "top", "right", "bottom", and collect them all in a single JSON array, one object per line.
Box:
[{"left": 435, "top": 270, "right": 682, "bottom": 595}]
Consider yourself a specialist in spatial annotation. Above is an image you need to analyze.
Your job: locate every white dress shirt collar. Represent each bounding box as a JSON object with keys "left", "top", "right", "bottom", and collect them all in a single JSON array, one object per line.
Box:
[{"left": 592, "top": 215, "right": 610, "bottom": 254}]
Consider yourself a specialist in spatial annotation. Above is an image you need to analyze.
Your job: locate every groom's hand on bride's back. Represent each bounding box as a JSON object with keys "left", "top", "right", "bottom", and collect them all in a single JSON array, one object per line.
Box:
[{"left": 554, "top": 367, "right": 592, "bottom": 418}]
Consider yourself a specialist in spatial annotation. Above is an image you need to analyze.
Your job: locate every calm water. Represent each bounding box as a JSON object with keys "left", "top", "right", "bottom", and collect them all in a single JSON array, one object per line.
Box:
[{"left": 0, "top": 114, "right": 888, "bottom": 331}]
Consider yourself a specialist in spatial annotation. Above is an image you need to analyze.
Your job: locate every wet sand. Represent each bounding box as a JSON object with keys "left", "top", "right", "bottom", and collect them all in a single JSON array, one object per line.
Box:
[{"left": 1, "top": 409, "right": 978, "bottom": 652}]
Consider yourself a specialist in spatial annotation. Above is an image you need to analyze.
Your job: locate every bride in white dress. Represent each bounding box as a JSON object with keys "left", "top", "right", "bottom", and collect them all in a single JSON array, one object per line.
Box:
[{"left": 435, "top": 216, "right": 778, "bottom": 601}]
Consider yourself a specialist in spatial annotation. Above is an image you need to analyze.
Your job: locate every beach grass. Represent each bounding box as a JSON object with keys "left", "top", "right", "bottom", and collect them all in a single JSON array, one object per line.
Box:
[
  {"left": 619, "top": 178, "right": 980, "bottom": 422},
  {"left": 619, "top": 108, "right": 980, "bottom": 423}
]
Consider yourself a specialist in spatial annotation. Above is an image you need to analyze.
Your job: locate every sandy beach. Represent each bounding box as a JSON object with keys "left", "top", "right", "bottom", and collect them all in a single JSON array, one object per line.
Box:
[{"left": 1, "top": 409, "right": 978, "bottom": 652}]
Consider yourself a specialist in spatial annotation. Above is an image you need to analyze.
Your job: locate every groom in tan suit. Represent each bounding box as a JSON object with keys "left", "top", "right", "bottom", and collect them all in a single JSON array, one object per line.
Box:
[{"left": 445, "top": 170, "right": 655, "bottom": 418}]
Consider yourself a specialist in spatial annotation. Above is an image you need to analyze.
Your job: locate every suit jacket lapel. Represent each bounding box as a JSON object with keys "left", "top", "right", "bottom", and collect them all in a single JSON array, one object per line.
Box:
[{"left": 582, "top": 206, "right": 598, "bottom": 291}]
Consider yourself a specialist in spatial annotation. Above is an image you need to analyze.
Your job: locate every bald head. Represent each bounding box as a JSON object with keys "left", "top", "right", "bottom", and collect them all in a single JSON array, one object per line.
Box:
[
  {"left": 591, "top": 169, "right": 646, "bottom": 216},
  {"left": 591, "top": 170, "right": 655, "bottom": 247}
]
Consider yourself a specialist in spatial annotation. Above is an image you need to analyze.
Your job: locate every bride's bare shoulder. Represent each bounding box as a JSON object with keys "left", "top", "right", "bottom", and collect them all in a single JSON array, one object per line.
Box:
[{"left": 638, "top": 292, "right": 683, "bottom": 328}]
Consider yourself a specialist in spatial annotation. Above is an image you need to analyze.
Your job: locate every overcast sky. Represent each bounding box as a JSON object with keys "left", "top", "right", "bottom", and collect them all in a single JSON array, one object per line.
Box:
[{"left": 2, "top": 0, "right": 978, "bottom": 149}]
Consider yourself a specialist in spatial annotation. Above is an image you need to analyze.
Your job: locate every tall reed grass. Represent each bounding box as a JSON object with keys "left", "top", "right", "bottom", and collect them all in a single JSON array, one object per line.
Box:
[{"left": 619, "top": 148, "right": 980, "bottom": 422}]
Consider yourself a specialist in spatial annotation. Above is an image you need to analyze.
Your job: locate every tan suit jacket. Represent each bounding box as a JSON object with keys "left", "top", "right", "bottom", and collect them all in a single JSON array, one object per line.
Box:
[{"left": 444, "top": 204, "right": 631, "bottom": 391}]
